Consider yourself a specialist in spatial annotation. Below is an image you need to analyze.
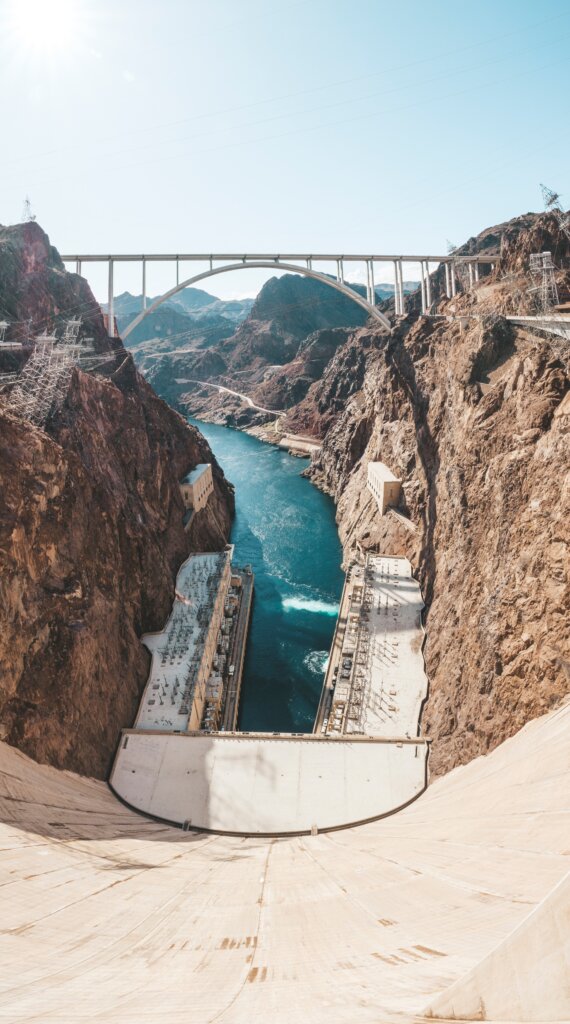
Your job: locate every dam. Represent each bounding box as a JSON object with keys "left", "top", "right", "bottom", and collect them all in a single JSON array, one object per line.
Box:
[
  {"left": 111, "top": 422, "right": 429, "bottom": 834},
  {"left": 1, "top": 699, "right": 568, "bottom": 1022},
  {"left": 111, "top": 544, "right": 428, "bottom": 833}
]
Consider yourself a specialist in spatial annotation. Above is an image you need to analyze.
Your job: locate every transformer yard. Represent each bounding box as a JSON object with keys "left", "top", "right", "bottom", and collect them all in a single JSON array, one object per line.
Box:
[{"left": 134, "top": 547, "right": 253, "bottom": 736}]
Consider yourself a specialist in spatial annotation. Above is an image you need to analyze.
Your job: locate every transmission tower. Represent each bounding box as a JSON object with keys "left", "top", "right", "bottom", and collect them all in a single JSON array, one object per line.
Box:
[
  {"left": 540, "top": 183, "right": 570, "bottom": 245},
  {"left": 7, "top": 318, "right": 84, "bottom": 427},
  {"left": 60, "top": 316, "right": 82, "bottom": 345},
  {"left": 22, "top": 197, "right": 36, "bottom": 223},
  {"left": 528, "top": 252, "right": 559, "bottom": 313}
]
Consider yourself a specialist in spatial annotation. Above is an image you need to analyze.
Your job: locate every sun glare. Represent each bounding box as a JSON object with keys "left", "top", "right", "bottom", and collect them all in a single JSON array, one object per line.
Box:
[{"left": 8, "top": 0, "right": 82, "bottom": 54}]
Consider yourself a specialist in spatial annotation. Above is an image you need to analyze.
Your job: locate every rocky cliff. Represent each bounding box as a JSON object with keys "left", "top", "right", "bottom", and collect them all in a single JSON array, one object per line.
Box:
[
  {"left": 295, "top": 212, "right": 570, "bottom": 774},
  {"left": 0, "top": 222, "right": 116, "bottom": 354},
  {"left": 0, "top": 223, "right": 234, "bottom": 778}
]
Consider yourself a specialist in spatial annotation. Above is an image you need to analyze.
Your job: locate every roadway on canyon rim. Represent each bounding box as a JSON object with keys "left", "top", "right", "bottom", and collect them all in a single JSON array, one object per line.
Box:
[{"left": 0, "top": 699, "right": 568, "bottom": 1022}]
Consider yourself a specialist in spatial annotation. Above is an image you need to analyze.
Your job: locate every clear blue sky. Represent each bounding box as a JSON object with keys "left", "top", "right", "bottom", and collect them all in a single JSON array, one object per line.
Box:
[{"left": 1, "top": 0, "right": 569, "bottom": 298}]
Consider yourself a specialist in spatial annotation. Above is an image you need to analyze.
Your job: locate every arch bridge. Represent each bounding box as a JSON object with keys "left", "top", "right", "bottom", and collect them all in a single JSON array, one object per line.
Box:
[{"left": 61, "top": 251, "right": 496, "bottom": 338}]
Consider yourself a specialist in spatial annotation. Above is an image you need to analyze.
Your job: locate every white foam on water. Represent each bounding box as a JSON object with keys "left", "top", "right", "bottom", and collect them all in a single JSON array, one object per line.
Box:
[
  {"left": 303, "top": 650, "right": 330, "bottom": 675},
  {"left": 282, "top": 596, "right": 338, "bottom": 616}
]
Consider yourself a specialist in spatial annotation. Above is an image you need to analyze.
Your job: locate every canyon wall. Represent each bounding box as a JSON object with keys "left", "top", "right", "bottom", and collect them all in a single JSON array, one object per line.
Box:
[
  {"left": 295, "top": 215, "right": 570, "bottom": 774},
  {"left": 0, "top": 223, "right": 234, "bottom": 777}
]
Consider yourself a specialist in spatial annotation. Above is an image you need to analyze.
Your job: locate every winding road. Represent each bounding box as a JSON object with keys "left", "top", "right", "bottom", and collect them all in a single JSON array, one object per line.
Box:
[{"left": 175, "top": 377, "right": 280, "bottom": 415}]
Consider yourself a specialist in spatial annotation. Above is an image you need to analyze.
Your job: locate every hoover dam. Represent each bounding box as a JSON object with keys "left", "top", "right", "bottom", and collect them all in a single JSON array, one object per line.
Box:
[
  {"left": 1, "top": 190, "right": 569, "bottom": 1021},
  {"left": 1, "top": 698, "right": 568, "bottom": 1022},
  {"left": 1, "top": 423, "right": 568, "bottom": 1021}
]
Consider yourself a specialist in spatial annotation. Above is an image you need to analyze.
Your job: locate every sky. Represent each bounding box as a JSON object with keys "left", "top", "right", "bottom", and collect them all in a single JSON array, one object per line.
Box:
[{"left": 1, "top": 0, "right": 569, "bottom": 299}]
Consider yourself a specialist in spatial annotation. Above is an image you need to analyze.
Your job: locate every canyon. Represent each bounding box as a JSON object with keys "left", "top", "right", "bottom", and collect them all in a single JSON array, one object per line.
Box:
[
  {"left": 156, "top": 212, "right": 570, "bottom": 776},
  {"left": 1, "top": 213, "right": 569, "bottom": 783},
  {"left": 0, "top": 212, "right": 568, "bottom": 1022}
]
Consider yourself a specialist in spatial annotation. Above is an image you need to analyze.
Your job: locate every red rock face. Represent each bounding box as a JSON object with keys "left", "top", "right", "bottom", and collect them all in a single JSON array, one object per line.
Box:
[
  {"left": 0, "top": 221, "right": 116, "bottom": 352},
  {"left": 0, "top": 225, "right": 234, "bottom": 779}
]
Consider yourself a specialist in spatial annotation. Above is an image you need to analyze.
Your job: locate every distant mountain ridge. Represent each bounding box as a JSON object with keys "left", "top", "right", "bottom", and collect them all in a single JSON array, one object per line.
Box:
[
  {"left": 122, "top": 272, "right": 420, "bottom": 413},
  {"left": 113, "top": 287, "right": 253, "bottom": 324},
  {"left": 112, "top": 287, "right": 254, "bottom": 375}
]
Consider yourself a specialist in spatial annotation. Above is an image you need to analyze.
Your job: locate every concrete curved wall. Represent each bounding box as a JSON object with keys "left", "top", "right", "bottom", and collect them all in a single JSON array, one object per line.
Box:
[
  {"left": 110, "top": 732, "right": 429, "bottom": 834},
  {"left": 0, "top": 699, "right": 568, "bottom": 1022}
]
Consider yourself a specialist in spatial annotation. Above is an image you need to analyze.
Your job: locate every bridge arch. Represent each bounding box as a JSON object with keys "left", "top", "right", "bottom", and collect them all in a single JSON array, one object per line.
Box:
[{"left": 121, "top": 260, "right": 391, "bottom": 339}]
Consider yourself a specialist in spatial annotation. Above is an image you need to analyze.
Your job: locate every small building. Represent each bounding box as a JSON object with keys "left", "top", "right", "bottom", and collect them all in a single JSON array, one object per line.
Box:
[
  {"left": 367, "top": 461, "right": 401, "bottom": 515},
  {"left": 180, "top": 463, "right": 214, "bottom": 515}
]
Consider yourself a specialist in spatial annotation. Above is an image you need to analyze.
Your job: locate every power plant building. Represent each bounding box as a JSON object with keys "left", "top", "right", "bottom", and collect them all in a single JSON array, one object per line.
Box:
[
  {"left": 134, "top": 549, "right": 234, "bottom": 733},
  {"left": 367, "top": 460, "right": 402, "bottom": 514},
  {"left": 180, "top": 463, "right": 214, "bottom": 514}
]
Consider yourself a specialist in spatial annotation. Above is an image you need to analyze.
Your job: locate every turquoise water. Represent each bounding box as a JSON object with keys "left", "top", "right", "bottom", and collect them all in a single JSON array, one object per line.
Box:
[{"left": 189, "top": 419, "right": 344, "bottom": 732}]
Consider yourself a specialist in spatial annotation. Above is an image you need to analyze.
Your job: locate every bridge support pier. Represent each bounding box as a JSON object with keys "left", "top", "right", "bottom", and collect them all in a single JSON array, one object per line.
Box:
[
  {"left": 75, "top": 259, "right": 82, "bottom": 277},
  {"left": 420, "top": 262, "right": 427, "bottom": 313},
  {"left": 474, "top": 261, "right": 480, "bottom": 282},
  {"left": 450, "top": 261, "right": 457, "bottom": 297},
  {"left": 108, "top": 259, "right": 114, "bottom": 338},
  {"left": 468, "top": 262, "right": 474, "bottom": 288},
  {"left": 397, "top": 259, "right": 405, "bottom": 314},
  {"left": 444, "top": 262, "right": 451, "bottom": 298},
  {"left": 366, "top": 260, "right": 375, "bottom": 306},
  {"left": 337, "top": 259, "right": 344, "bottom": 284},
  {"left": 142, "top": 258, "right": 147, "bottom": 311},
  {"left": 393, "top": 261, "right": 400, "bottom": 314},
  {"left": 425, "top": 260, "right": 432, "bottom": 310}
]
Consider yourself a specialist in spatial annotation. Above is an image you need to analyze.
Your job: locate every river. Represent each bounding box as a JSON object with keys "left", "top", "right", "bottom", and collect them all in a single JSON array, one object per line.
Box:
[{"left": 189, "top": 419, "right": 344, "bottom": 732}]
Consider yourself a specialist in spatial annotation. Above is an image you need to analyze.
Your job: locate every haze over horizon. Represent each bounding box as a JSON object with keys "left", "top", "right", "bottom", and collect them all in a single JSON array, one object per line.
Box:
[{"left": 1, "top": 0, "right": 570, "bottom": 298}]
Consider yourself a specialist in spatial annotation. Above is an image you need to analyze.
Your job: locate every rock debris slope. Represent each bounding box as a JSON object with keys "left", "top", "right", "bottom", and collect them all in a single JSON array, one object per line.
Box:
[{"left": 0, "top": 223, "right": 234, "bottom": 778}]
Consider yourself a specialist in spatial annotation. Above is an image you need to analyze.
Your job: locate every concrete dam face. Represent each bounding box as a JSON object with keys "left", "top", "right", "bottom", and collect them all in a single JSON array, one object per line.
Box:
[{"left": 1, "top": 699, "right": 569, "bottom": 1023}]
